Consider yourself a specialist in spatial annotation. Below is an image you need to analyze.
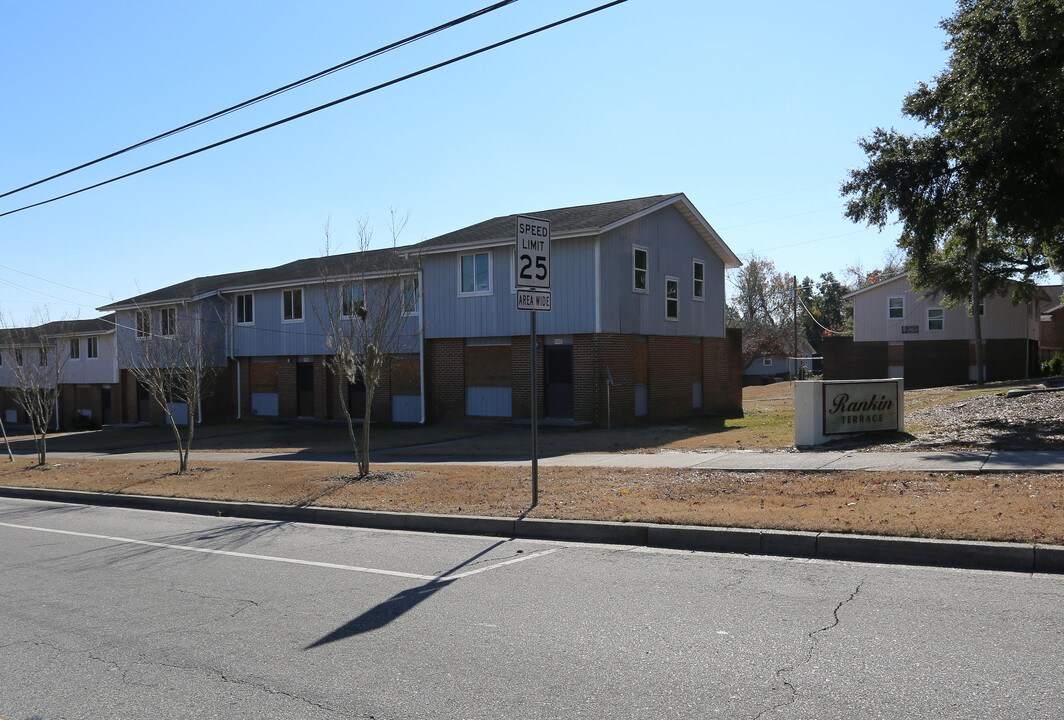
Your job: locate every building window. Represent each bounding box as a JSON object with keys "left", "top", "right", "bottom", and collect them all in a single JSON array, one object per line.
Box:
[
  {"left": 460, "top": 251, "right": 491, "bottom": 295},
  {"left": 692, "top": 260, "right": 705, "bottom": 301},
  {"left": 927, "top": 307, "right": 944, "bottom": 331},
  {"left": 888, "top": 296, "right": 904, "bottom": 319},
  {"left": 15, "top": 349, "right": 23, "bottom": 366},
  {"left": 283, "top": 288, "right": 303, "bottom": 322},
  {"left": 633, "top": 246, "right": 648, "bottom": 293},
  {"left": 160, "top": 307, "right": 177, "bottom": 337},
  {"left": 70, "top": 338, "right": 80, "bottom": 360},
  {"left": 341, "top": 284, "right": 365, "bottom": 318},
  {"left": 39, "top": 347, "right": 48, "bottom": 366},
  {"left": 665, "top": 276, "right": 679, "bottom": 320},
  {"left": 763, "top": 355, "right": 773, "bottom": 367},
  {"left": 87, "top": 337, "right": 99, "bottom": 359},
  {"left": 235, "top": 293, "right": 254, "bottom": 325},
  {"left": 402, "top": 277, "right": 420, "bottom": 314},
  {"left": 970, "top": 301, "right": 985, "bottom": 316},
  {"left": 135, "top": 309, "right": 150, "bottom": 339}
]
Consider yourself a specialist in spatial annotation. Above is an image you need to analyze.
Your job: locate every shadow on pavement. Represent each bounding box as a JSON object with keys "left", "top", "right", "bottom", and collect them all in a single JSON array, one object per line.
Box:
[{"left": 304, "top": 539, "right": 510, "bottom": 649}]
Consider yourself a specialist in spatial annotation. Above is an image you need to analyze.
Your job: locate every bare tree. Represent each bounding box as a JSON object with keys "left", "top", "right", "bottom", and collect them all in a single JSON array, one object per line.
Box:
[
  {"left": 316, "top": 212, "right": 419, "bottom": 477},
  {"left": 118, "top": 303, "right": 220, "bottom": 474},
  {"left": 728, "top": 255, "right": 793, "bottom": 367},
  {"left": 0, "top": 312, "right": 67, "bottom": 465}
]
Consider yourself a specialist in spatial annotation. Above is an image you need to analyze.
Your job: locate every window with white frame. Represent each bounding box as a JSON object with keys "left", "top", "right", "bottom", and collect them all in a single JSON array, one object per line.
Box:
[
  {"left": 633, "top": 246, "right": 648, "bottom": 293},
  {"left": 342, "top": 283, "right": 364, "bottom": 318},
  {"left": 763, "top": 355, "right": 772, "bottom": 366},
  {"left": 888, "top": 296, "right": 904, "bottom": 319},
  {"left": 970, "top": 301, "right": 984, "bottom": 316},
  {"left": 283, "top": 288, "right": 303, "bottom": 322},
  {"left": 160, "top": 307, "right": 177, "bottom": 337},
  {"left": 927, "top": 307, "right": 944, "bottom": 331},
  {"left": 15, "top": 349, "right": 23, "bottom": 366},
  {"left": 402, "top": 277, "right": 420, "bottom": 314},
  {"left": 87, "top": 336, "right": 98, "bottom": 359},
  {"left": 460, "top": 251, "right": 491, "bottom": 295},
  {"left": 135, "top": 309, "right": 150, "bottom": 339},
  {"left": 70, "top": 338, "right": 80, "bottom": 360},
  {"left": 665, "top": 276, "right": 679, "bottom": 320},
  {"left": 235, "top": 293, "right": 254, "bottom": 324},
  {"left": 692, "top": 260, "right": 705, "bottom": 301}
]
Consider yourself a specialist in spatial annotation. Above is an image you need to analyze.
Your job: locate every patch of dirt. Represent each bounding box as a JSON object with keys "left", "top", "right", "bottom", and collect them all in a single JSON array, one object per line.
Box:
[
  {"left": 906, "top": 389, "right": 1064, "bottom": 450},
  {"left": 3, "top": 458, "right": 1063, "bottom": 544}
]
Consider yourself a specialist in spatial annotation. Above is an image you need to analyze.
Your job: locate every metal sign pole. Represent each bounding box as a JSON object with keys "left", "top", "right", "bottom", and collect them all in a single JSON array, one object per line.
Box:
[{"left": 530, "top": 310, "right": 538, "bottom": 507}]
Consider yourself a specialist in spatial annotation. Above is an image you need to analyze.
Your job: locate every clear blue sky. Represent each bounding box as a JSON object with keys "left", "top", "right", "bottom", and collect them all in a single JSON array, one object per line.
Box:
[{"left": 2, "top": 1, "right": 1051, "bottom": 325}]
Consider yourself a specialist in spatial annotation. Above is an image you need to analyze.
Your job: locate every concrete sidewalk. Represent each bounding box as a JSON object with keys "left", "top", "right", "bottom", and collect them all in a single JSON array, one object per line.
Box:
[{"left": 18, "top": 447, "right": 1064, "bottom": 472}]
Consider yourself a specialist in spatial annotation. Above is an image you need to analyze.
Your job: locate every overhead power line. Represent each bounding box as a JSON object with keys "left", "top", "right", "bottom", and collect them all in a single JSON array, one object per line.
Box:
[
  {"left": 0, "top": 0, "right": 627, "bottom": 221},
  {"left": 0, "top": 0, "right": 518, "bottom": 201}
]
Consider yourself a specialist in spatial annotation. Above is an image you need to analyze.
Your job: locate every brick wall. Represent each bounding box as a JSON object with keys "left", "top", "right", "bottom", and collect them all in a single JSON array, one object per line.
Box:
[
  {"left": 465, "top": 345, "right": 511, "bottom": 387},
  {"left": 427, "top": 339, "right": 465, "bottom": 420},
  {"left": 822, "top": 337, "right": 889, "bottom": 380},
  {"left": 278, "top": 358, "right": 297, "bottom": 418},
  {"left": 905, "top": 340, "right": 968, "bottom": 388},
  {"left": 1041, "top": 308, "right": 1064, "bottom": 359},
  {"left": 511, "top": 335, "right": 544, "bottom": 420},
  {"left": 986, "top": 339, "right": 1039, "bottom": 381},
  {"left": 703, "top": 328, "right": 743, "bottom": 417},
  {"left": 647, "top": 336, "right": 698, "bottom": 421}
]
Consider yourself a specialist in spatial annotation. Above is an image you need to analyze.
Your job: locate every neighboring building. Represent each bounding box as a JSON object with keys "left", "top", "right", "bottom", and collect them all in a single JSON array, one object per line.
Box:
[
  {"left": 825, "top": 273, "right": 1046, "bottom": 387},
  {"left": 94, "top": 194, "right": 744, "bottom": 427},
  {"left": 1039, "top": 285, "right": 1063, "bottom": 362},
  {"left": 0, "top": 316, "right": 118, "bottom": 428},
  {"left": 742, "top": 338, "right": 817, "bottom": 385}
]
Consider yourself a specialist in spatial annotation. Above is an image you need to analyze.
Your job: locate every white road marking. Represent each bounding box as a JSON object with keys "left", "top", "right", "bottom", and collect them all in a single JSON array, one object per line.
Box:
[{"left": 0, "top": 520, "right": 557, "bottom": 582}]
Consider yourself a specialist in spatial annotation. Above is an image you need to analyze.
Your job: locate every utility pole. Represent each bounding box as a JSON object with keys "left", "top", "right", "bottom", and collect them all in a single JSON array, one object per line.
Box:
[{"left": 792, "top": 275, "right": 798, "bottom": 380}]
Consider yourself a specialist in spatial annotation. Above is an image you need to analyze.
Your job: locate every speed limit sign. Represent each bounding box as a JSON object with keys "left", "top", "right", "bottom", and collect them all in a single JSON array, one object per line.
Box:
[{"left": 515, "top": 216, "right": 550, "bottom": 290}]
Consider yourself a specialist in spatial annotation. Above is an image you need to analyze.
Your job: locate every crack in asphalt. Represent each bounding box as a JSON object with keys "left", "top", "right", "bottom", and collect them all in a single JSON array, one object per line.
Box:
[{"left": 752, "top": 581, "right": 865, "bottom": 719}]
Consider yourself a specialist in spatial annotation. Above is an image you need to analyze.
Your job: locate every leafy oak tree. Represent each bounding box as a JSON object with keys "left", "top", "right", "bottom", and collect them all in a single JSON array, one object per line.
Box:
[{"left": 842, "top": 0, "right": 1064, "bottom": 383}]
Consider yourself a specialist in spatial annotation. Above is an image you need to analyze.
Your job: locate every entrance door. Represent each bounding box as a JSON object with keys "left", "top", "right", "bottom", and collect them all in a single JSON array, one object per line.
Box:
[
  {"left": 544, "top": 345, "right": 574, "bottom": 418},
  {"left": 296, "top": 362, "right": 315, "bottom": 417},
  {"left": 101, "top": 387, "right": 112, "bottom": 425},
  {"left": 136, "top": 381, "right": 150, "bottom": 422},
  {"left": 347, "top": 375, "right": 366, "bottom": 420}
]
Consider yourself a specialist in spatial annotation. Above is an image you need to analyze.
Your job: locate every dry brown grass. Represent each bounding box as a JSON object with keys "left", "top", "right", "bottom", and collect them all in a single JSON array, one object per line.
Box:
[{"left": 4, "top": 457, "right": 1062, "bottom": 544}]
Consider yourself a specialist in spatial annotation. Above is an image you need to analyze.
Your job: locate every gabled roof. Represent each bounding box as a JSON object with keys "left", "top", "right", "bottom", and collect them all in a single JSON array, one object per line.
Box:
[
  {"left": 412, "top": 193, "right": 741, "bottom": 268},
  {"left": 842, "top": 272, "right": 910, "bottom": 300},
  {"left": 99, "top": 248, "right": 414, "bottom": 311},
  {"left": 0, "top": 315, "right": 116, "bottom": 346}
]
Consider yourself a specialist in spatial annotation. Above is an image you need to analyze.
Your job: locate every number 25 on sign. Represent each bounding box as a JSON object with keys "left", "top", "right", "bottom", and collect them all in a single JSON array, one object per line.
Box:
[{"left": 515, "top": 216, "right": 550, "bottom": 290}]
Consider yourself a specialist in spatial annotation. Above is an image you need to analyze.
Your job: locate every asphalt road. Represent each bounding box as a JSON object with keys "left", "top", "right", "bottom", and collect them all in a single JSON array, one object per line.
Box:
[{"left": 1, "top": 498, "right": 1062, "bottom": 720}]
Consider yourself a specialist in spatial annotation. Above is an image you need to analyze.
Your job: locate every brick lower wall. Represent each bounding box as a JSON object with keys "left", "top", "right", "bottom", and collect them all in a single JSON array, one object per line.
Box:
[
  {"left": 647, "top": 336, "right": 699, "bottom": 422},
  {"left": 427, "top": 339, "right": 465, "bottom": 421},
  {"left": 511, "top": 336, "right": 544, "bottom": 420},
  {"left": 703, "top": 328, "right": 743, "bottom": 417},
  {"left": 905, "top": 340, "right": 969, "bottom": 388},
  {"left": 822, "top": 337, "right": 889, "bottom": 380},
  {"left": 986, "top": 339, "right": 1039, "bottom": 381},
  {"left": 1040, "top": 310, "right": 1064, "bottom": 360}
]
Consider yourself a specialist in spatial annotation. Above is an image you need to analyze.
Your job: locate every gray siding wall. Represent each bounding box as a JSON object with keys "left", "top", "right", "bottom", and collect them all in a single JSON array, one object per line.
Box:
[
  {"left": 421, "top": 237, "right": 598, "bottom": 338},
  {"left": 852, "top": 277, "right": 1041, "bottom": 343},
  {"left": 599, "top": 205, "right": 726, "bottom": 337},
  {"left": 229, "top": 282, "right": 421, "bottom": 357},
  {"left": 60, "top": 333, "right": 118, "bottom": 384},
  {"left": 115, "top": 300, "right": 229, "bottom": 369}
]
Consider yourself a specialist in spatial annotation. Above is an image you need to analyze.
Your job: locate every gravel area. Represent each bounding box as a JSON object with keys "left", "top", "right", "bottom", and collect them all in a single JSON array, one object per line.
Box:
[{"left": 907, "top": 387, "right": 1064, "bottom": 450}]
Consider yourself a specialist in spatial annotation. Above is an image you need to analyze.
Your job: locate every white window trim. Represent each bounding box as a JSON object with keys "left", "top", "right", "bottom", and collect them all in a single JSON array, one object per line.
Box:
[
  {"left": 888, "top": 296, "right": 904, "bottom": 320},
  {"left": 692, "top": 259, "right": 705, "bottom": 302},
  {"left": 763, "top": 355, "right": 773, "bottom": 367},
  {"left": 86, "top": 336, "right": 99, "bottom": 361},
  {"left": 402, "top": 277, "right": 421, "bottom": 316},
  {"left": 340, "top": 284, "right": 365, "bottom": 320},
  {"left": 458, "top": 250, "right": 493, "bottom": 297},
  {"left": 135, "top": 309, "right": 151, "bottom": 340},
  {"left": 665, "top": 275, "right": 679, "bottom": 321},
  {"left": 282, "top": 288, "right": 305, "bottom": 323},
  {"left": 69, "top": 338, "right": 80, "bottom": 361},
  {"left": 633, "top": 245, "right": 649, "bottom": 294},
  {"left": 235, "top": 293, "right": 255, "bottom": 326},
  {"left": 160, "top": 307, "right": 177, "bottom": 337},
  {"left": 927, "top": 307, "right": 944, "bottom": 331}
]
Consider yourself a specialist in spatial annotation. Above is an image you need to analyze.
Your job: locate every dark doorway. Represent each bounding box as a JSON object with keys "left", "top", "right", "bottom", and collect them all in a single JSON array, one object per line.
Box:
[
  {"left": 296, "top": 362, "right": 315, "bottom": 417},
  {"left": 136, "top": 381, "right": 150, "bottom": 422},
  {"left": 101, "top": 387, "right": 112, "bottom": 425},
  {"left": 347, "top": 375, "right": 366, "bottom": 420},
  {"left": 544, "top": 345, "right": 574, "bottom": 418}
]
